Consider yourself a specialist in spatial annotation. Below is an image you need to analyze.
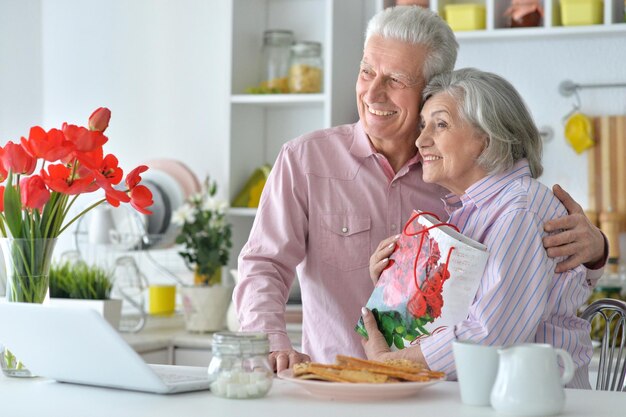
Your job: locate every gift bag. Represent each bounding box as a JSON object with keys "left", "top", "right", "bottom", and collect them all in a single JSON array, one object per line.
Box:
[{"left": 356, "top": 210, "right": 489, "bottom": 349}]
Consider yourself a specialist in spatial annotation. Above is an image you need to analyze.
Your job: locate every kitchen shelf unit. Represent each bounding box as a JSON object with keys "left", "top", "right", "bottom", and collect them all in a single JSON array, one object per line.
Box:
[
  {"left": 226, "top": 0, "right": 626, "bottom": 269},
  {"left": 381, "top": 0, "right": 626, "bottom": 39},
  {"left": 226, "top": 0, "right": 377, "bottom": 268}
]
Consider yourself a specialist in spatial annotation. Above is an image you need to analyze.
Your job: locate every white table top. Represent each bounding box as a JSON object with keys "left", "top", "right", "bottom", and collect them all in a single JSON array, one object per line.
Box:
[{"left": 1, "top": 376, "right": 624, "bottom": 417}]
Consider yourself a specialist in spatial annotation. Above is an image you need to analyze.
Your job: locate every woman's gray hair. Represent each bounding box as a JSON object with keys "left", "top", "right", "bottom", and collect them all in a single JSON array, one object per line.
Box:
[
  {"left": 365, "top": 6, "right": 458, "bottom": 82},
  {"left": 423, "top": 68, "right": 543, "bottom": 178}
]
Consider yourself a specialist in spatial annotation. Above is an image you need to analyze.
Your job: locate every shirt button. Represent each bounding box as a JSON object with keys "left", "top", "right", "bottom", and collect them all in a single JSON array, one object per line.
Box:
[
  {"left": 391, "top": 224, "right": 397, "bottom": 230},
  {"left": 391, "top": 182, "right": 397, "bottom": 188},
  {"left": 342, "top": 227, "right": 349, "bottom": 233}
]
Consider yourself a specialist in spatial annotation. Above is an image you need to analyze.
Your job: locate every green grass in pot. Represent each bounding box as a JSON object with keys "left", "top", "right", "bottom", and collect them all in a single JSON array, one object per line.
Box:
[{"left": 49, "top": 261, "right": 114, "bottom": 300}]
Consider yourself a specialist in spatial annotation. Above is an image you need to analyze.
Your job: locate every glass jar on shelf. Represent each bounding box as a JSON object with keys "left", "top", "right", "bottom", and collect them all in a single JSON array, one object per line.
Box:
[
  {"left": 288, "top": 41, "right": 323, "bottom": 94},
  {"left": 208, "top": 332, "right": 273, "bottom": 399},
  {"left": 261, "top": 29, "right": 294, "bottom": 94}
]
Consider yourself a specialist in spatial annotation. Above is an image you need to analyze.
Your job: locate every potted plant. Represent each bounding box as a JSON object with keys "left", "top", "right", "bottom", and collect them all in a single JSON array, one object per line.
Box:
[
  {"left": 49, "top": 259, "right": 122, "bottom": 329},
  {"left": 172, "top": 177, "right": 233, "bottom": 332}
]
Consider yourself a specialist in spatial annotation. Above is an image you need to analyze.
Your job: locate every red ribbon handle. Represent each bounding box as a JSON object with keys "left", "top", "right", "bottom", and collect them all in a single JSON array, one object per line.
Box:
[{"left": 402, "top": 211, "right": 458, "bottom": 299}]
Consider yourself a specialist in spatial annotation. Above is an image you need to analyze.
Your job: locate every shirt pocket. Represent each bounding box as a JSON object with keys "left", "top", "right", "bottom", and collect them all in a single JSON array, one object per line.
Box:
[{"left": 320, "top": 213, "right": 371, "bottom": 271}]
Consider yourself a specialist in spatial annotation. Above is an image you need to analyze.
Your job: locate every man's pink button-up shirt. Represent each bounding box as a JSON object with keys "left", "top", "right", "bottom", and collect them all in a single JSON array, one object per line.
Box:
[{"left": 234, "top": 122, "right": 448, "bottom": 363}]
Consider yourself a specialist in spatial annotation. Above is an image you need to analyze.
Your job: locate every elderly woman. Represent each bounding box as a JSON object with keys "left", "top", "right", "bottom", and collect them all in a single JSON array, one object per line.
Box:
[{"left": 361, "top": 68, "right": 593, "bottom": 389}]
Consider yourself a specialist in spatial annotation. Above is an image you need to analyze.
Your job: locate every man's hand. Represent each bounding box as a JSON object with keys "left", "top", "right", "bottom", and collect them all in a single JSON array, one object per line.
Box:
[
  {"left": 359, "top": 307, "right": 393, "bottom": 362},
  {"left": 269, "top": 349, "right": 310, "bottom": 373},
  {"left": 544, "top": 184, "right": 606, "bottom": 273},
  {"left": 369, "top": 235, "right": 400, "bottom": 285}
]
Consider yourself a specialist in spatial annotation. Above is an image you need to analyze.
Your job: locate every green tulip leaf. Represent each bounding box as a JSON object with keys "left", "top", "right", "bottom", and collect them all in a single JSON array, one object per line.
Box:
[{"left": 4, "top": 177, "right": 23, "bottom": 238}]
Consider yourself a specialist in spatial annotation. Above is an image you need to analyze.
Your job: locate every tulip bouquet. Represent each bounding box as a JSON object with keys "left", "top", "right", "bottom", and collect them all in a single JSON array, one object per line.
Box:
[{"left": 0, "top": 107, "right": 154, "bottom": 303}]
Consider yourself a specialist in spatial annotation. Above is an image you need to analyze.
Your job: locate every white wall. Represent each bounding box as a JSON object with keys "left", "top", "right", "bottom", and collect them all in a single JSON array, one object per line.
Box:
[
  {"left": 39, "top": 0, "right": 231, "bottom": 194},
  {"left": 1, "top": 1, "right": 626, "bottom": 246},
  {"left": 0, "top": 0, "right": 233, "bottom": 281},
  {"left": 0, "top": 0, "right": 43, "bottom": 140}
]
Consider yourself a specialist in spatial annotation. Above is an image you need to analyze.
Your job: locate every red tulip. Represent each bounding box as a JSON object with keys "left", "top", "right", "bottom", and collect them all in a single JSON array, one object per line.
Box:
[
  {"left": 0, "top": 150, "right": 7, "bottom": 182},
  {"left": 74, "top": 146, "right": 105, "bottom": 170},
  {"left": 20, "top": 175, "right": 50, "bottom": 211},
  {"left": 1, "top": 141, "right": 37, "bottom": 175},
  {"left": 129, "top": 184, "right": 153, "bottom": 215},
  {"left": 62, "top": 123, "right": 108, "bottom": 152},
  {"left": 125, "top": 165, "right": 148, "bottom": 189},
  {"left": 102, "top": 185, "right": 131, "bottom": 207},
  {"left": 88, "top": 107, "right": 111, "bottom": 132},
  {"left": 92, "top": 155, "right": 131, "bottom": 207},
  {"left": 0, "top": 186, "right": 4, "bottom": 211},
  {"left": 41, "top": 164, "right": 96, "bottom": 195},
  {"left": 21, "top": 126, "right": 74, "bottom": 162},
  {"left": 97, "top": 154, "right": 124, "bottom": 186}
]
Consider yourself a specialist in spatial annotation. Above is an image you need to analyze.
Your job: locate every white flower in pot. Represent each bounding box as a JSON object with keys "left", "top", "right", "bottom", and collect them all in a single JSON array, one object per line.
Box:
[{"left": 172, "top": 177, "right": 233, "bottom": 332}]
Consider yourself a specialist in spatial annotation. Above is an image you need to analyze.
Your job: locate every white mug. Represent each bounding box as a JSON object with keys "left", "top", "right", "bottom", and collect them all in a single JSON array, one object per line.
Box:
[
  {"left": 452, "top": 340, "right": 500, "bottom": 406},
  {"left": 88, "top": 205, "right": 116, "bottom": 244}
]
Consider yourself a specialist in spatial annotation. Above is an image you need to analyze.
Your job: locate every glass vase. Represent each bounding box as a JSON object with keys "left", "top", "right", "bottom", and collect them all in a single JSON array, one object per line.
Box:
[{"left": 0, "top": 237, "right": 57, "bottom": 377}]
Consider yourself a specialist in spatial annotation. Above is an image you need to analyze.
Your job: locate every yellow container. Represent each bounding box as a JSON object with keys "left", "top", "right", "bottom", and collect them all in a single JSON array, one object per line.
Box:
[
  {"left": 148, "top": 285, "right": 177, "bottom": 315},
  {"left": 444, "top": 4, "right": 486, "bottom": 31},
  {"left": 560, "top": 0, "right": 603, "bottom": 26}
]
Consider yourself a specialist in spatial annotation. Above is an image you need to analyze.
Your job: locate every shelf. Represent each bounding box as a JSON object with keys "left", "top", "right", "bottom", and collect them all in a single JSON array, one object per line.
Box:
[
  {"left": 227, "top": 207, "right": 258, "bottom": 217},
  {"left": 231, "top": 94, "right": 326, "bottom": 106},
  {"left": 454, "top": 23, "right": 626, "bottom": 41},
  {"left": 390, "top": 0, "right": 626, "bottom": 40}
]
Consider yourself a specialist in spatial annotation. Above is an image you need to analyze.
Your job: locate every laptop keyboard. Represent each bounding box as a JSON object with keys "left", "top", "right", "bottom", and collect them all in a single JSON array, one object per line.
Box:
[{"left": 157, "top": 371, "right": 209, "bottom": 384}]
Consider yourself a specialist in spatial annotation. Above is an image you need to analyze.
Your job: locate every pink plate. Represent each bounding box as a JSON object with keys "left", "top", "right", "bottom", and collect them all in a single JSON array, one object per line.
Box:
[
  {"left": 277, "top": 369, "right": 444, "bottom": 401},
  {"left": 145, "top": 159, "right": 200, "bottom": 199}
]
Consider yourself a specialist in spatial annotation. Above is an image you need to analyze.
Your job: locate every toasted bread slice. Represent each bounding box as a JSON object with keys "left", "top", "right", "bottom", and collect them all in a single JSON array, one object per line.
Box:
[
  {"left": 335, "top": 355, "right": 445, "bottom": 381},
  {"left": 338, "top": 369, "right": 389, "bottom": 383},
  {"left": 290, "top": 355, "right": 445, "bottom": 383}
]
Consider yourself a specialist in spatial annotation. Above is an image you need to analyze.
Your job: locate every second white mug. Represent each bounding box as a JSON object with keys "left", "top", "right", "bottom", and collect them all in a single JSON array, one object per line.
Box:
[{"left": 452, "top": 340, "right": 500, "bottom": 406}]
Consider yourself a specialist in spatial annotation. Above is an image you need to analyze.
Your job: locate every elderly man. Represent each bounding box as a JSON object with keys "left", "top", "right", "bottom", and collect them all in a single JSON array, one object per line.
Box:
[{"left": 234, "top": 6, "right": 605, "bottom": 372}]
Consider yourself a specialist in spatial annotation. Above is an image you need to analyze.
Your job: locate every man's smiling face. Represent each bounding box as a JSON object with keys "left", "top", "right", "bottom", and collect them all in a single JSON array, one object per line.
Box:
[{"left": 356, "top": 35, "right": 428, "bottom": 151}]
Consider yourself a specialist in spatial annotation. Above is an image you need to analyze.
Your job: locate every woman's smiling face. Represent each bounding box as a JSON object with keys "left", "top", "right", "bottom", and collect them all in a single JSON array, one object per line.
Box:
[{"left": 416, "top": 92, "right": 488, "bottom": 195}]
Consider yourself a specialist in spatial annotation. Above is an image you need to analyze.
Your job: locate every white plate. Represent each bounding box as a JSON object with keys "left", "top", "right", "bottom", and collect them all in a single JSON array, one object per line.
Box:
[
  {"left": 141, "top": 179, "right": 168, "bottom": 236},
  {"left": 141, "top": 169, "right": 184, "bottom": 249},
  {"left": 277, "top": 369, "right": 444, "bottom": 401}
]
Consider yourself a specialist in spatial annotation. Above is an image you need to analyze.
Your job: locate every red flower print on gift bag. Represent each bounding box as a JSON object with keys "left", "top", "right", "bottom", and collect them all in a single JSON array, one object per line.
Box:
[
  {"left": 404, "top": 212, "right": 455, "bottom": 333},
  {"left": 356, "top": 210, "right": 489, "bottom": 350}
]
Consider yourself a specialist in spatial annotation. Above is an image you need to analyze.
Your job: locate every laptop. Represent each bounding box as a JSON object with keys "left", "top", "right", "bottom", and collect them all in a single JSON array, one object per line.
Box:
[{"left": 0, "top": 302, "right": 212, "bottom": 394}]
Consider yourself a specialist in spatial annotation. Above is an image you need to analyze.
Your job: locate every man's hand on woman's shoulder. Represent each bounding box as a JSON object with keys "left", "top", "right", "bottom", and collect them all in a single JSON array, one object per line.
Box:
[{"left": 543, "top": 184, "right": 606, "bottom": 273}]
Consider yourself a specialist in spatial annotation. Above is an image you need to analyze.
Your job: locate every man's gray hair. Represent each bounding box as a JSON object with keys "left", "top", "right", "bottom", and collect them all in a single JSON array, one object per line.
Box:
[
  {"left": 365, "top": 6, "right": 458, "bottom": 82},
  {"left": 423, "top": 68, "right": 543, "bottom": 178}
]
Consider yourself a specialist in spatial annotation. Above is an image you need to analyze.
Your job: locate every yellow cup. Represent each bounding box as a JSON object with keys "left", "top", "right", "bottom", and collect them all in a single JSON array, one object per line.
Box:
[{"left": 148, "top": 285, "right": 177, "bottom": 315}]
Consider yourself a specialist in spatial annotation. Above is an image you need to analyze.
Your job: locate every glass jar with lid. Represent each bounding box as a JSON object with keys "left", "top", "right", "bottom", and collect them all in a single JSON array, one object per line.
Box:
[
  {"left": 261, "top": 30, "right": 294, "bottom": 93},
  {"left": 288, "top": 41, "right": 323, "bottom": 94},
  {"left": 207, "top": 332, "right": 273, "bottom": 399}
]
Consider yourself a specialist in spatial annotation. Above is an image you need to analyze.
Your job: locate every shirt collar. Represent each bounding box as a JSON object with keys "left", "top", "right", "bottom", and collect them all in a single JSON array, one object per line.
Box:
[
  {"left": 442, "top": 159, "right": 532, "bottom": 213},
  {"left": 351, "top": 120, "right": 422, "bottom": 171},
  {"left": 350, "top": 121, "right": 375, "bottom": 158}
]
